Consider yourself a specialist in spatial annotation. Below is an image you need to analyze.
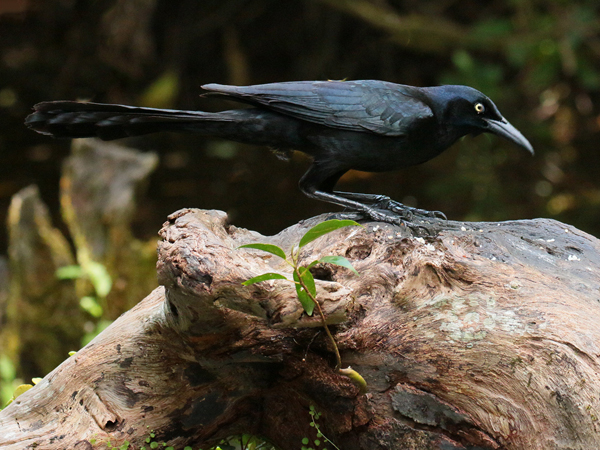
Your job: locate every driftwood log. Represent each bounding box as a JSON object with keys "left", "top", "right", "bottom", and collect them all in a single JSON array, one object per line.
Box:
[{"left": 1, "top": 208, "right": 600, "bottom": 450}]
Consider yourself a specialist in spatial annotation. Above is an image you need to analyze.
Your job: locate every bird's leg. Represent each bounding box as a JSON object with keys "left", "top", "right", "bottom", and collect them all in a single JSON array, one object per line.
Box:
[
  {"left": 298, "top": 164, "right": 436, "bottom": 234},
  {"left": 333, "top": 191, "right": 447, "bottom": 220},
  {"left": 301, "top": 188, "right": 434, "bottom": 235},
  {"left": 302, "top": 189, "right": 401, "bottom": 223}
]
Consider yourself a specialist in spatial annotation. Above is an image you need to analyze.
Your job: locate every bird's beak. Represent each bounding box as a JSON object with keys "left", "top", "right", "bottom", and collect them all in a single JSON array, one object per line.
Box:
[{"left": 484, "top": 117, "right": 534, "bottom": 155}]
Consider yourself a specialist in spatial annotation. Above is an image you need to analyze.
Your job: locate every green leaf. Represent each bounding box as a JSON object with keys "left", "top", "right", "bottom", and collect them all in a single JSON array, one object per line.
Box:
[
  {"left": 0, "top": 355, "right": 16, "bottom": 381},
  {"left": 80, "top": 296, "right": 103, "bottom": 318},
  {"left": 139, "top": 70, "right": 180, "bottom": 109},
  {"left": 318, "top": 255, "right": 359, "bottom": 275},
  {"left": 12, "top": 384, "right": 33, "bottom": 399},
  {"left": 452, "top": 49, "right": 474, "bottom": 73},
  {"left": 299, "top": 219, "right": 361, "bottom": 249},
  {"left": 238, "top": 243, "right": 286, "bottom": 260},
  {"left": 306, "top": 260, "right": 319, "bottom": 269},
  {"left": 56, "top": 265, "right": 84, "bottom": 280},
  {"left": 294, "top": 267, "right": 316, "bottom": 316},
  {"left": 298, "top": 267, "right": 316, "bottom": 297},
  {"left": 242, "top": 273, "right": 288, "bottom": 286},
  {"left": 87, "top": 261, "right": 112, "bottom": 298}
]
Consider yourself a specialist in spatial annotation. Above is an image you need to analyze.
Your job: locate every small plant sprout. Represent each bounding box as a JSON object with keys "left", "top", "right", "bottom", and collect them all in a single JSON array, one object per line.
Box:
[
  {"left": 301, "top": 405, "right": 340, "bottom": 450},
  {"left": 240, "top": 219, "right": 368, "bottom": 393}
]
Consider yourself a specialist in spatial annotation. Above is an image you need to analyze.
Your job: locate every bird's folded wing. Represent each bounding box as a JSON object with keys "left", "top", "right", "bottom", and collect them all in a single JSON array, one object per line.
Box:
[{"left": 201, "top": 80, "right": 433, "bottom": 137}]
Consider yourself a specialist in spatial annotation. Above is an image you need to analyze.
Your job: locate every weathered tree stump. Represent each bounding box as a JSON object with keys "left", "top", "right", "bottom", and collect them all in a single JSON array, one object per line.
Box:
[
  {"left": 61, "top": 138, "right": 160, "bottom": 317},
  {"left": 1, "top": 208, "right": 600, "bottom": 450},
  {"left": 3, "top": 185, "right": 81, "bottom": 377},
  {"left": 0, "top": 138, "right": 160, "bottom": 382}
]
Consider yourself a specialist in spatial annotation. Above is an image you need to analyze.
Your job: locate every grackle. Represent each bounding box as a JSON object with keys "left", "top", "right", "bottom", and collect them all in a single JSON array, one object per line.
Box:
[{"left": 25, "top": 80, "right": 533, "bottom": 226}]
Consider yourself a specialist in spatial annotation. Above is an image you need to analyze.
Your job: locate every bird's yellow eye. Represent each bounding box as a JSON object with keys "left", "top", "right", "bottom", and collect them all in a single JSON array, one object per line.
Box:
[{"left": 475, "top": 102, "right": 485, "bottom": 114}]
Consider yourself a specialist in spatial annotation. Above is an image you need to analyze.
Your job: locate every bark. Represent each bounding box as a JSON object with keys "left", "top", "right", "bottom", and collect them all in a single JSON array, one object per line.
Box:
[{"left": 1, "top": 208, "right": 600, "bottom": 450}]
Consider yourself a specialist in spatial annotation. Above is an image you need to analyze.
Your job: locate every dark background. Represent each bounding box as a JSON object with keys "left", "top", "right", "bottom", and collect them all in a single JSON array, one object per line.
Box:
[{"left": 1, "top": 0, "right": 600, "bottom": 254}]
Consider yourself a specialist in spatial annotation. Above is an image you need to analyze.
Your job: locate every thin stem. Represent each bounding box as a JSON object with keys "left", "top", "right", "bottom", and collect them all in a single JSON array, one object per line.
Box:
[
  {"left": 290, "top": 245, "right": 299, "bottom": 266},
  {"left": 294, "top": 267, "right": 342, "bottom": 371},
  {"left": 315, "top": 424, "right": 341, "bottom": 450}
]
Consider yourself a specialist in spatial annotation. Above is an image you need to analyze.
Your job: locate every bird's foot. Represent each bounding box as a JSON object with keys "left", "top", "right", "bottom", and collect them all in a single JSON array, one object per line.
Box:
[
  {"left": 336, "top": 208, "right": 434, "bottom": 236},
  {"left": 372, "top": 195, "right": 447, "bottom": 221}
]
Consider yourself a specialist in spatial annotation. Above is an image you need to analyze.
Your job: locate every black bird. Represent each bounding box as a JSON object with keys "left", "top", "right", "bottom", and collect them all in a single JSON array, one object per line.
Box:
[{"left": 25, "top": 80, "right": 533, "bottom": 225}]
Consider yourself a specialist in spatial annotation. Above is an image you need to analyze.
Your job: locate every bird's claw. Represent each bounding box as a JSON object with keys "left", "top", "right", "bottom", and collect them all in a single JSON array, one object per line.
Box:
[
  {"left": 372, "top": 196, "right": 447, "bottom": 221},
  {"left": 431, "top": 210, "right": 447, "bottom": 220},
  {"left": 358, "top": 207, "right": 436, "bottom": 237}
]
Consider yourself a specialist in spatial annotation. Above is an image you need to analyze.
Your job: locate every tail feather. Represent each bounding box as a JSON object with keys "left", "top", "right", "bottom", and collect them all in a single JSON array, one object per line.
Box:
[{"left": 25, "top": 101, "right": 210, "bottom": 140}]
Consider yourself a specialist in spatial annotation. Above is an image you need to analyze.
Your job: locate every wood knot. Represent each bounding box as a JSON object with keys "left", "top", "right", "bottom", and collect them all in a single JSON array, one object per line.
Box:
[{"left": 346, "top": 244, "right": 372, "bottom": 260}]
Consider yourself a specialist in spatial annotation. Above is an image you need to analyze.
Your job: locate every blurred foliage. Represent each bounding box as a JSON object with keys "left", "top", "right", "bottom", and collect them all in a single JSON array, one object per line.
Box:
[
  {"left": 0, "top": 354, "right": 16, "bottom": 407},
  {"left": 139, "top": 69, "right": 180, "bottom": 108},
  {"left": 0, "top": 0, "right": 599, "bottom": 248},
  {"left": 1, "top": 141, "right": 158, "bottom": 386}
]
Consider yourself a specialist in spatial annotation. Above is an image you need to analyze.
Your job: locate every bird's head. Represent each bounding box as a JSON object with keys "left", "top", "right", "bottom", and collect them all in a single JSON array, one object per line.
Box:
[{"left": 424, "top": 85, "right": 534, "bottom": 155}]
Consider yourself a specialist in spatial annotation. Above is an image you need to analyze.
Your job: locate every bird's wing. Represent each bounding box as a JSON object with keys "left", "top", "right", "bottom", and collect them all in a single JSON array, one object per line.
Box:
[{"left": 201, "top": 80, "right": 433, "bottom": 137}]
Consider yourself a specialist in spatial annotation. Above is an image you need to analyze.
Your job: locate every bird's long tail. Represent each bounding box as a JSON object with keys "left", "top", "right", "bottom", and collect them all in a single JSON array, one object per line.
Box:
[{"left": 25, "top": 101, "right": 221, "bottom": 141}]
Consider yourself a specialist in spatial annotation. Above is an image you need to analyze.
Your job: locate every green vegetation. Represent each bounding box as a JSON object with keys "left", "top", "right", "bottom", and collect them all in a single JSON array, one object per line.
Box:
[
  {"left": 301, "top": 406, "right": 339, "bottom": 450},
  {"left": 56, "top": 260, "right": 115, "bottom": 346},
  {"left": 241, "top": 219, "right": 360, "bottom": 371},
  {"left": 241, "top": 219, "right": 367, "bottom": 396}
]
